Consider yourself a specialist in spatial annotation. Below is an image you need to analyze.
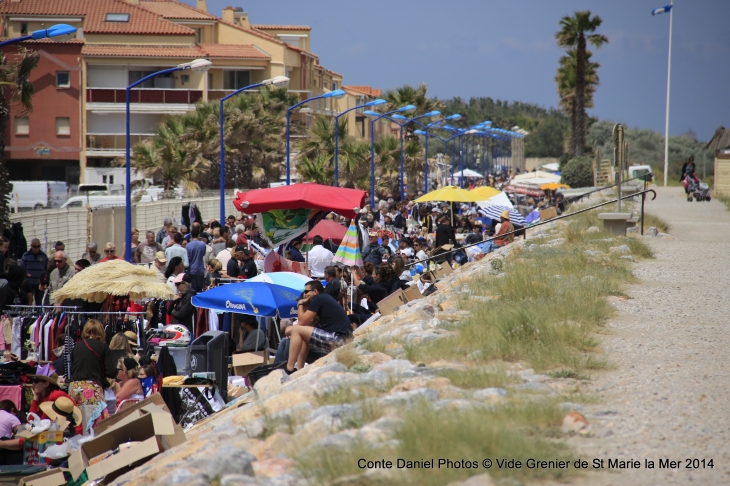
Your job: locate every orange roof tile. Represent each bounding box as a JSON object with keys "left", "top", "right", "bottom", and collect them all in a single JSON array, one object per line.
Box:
[
  {"left": 197, "top": 44, "right": 269, "bottom": 59},
  {"left": 344, "top": 85, "right": 383, "bottom": 97},
  {"left": 0, "top": 0, "right": 194, "bottom": 35},
  {"left": 82, "top": 44, "right": 203, "bottom": 58},
  {"left": 251, "top": 24, "right": 311, "bottom": 31},
  {"left": 138, "top": 1, "right": 216, "bottom": 20}
]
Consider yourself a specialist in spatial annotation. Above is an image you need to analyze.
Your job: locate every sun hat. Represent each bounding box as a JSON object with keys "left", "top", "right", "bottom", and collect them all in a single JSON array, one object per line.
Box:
[
  {"left": 500, "top": 210, "right": 511, "bottom": 220},
  {"left": 39, "top": 396, "right": 82, "bottom": 425},
  {"left": 30, "top": 364, "right": 60, "bottom": 388},
  {"left": 124, "top": 331, "right": 138, "bottom": 347},
  {"left": 154, "top": 251, "right": 167, "bottom": 263}
]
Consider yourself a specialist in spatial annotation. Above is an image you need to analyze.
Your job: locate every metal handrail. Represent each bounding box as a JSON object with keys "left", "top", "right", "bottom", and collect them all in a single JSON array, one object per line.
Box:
[{"left": 404, "top": 188, "right": 657, "bottom": 268}]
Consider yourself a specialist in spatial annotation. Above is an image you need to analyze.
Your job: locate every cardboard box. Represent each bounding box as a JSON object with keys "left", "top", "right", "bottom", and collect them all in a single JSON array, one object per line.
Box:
[
  {"left": 94, "top": 393, "right": 169, "bottom": 436},
  {"left": 539, "top": 207, "right": 558, "bottom": 221},
  {"left": 429, "top": 244, "right": 454, "bottom": 257},
  {"left": 376, "top": 289, "right": 408, "bottom": 316},
  {"left": 231, "top": 351, "right": 269, "bottom": 377},
  {"left": 18, "top": 467, "right": 68, "bottom": 486},
  {"left": 432, "top": 263, "right": 453, "bottom": 279},
  {"left": 68, "top": 405, "right": 185, "bottom": 483},
  {"left": 17, "top": 420, "right": 68, "bottom": 466},
  {"left": 403, "top": 285, "right": 423, "bottom": 302}
]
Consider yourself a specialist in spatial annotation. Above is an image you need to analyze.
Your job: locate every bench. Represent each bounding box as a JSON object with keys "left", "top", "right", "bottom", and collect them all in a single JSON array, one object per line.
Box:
[{"left": 597, "top": 212, "right": 633, "bottom": 236}]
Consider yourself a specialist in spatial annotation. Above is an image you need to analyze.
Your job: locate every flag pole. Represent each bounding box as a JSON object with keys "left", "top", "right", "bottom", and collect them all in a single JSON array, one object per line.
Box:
[{"left": 662, "top": 0, "right": 674, "bottom": 187}]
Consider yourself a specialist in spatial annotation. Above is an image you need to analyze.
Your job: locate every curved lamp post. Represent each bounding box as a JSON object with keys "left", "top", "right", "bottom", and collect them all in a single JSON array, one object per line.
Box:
[
  {"left": 388, "top": 111, "right": 443, "bottom": 198},
  {"left": 285, "top": 89, "right": 346, "bottom": 185},
  {"left": 363, "top": 105, "right": 415, "bottom": 207},
  {"left": 408, "top": 114, "right": 461, "bottom": 193},
  {"left": 415, "top": 129, "right": 462, "bottom": 187},
  {"left": 333, "top": 98, "right": 385, "bottom": 187},
  {"left": 0, "top": 23, "right": 77, "bottom": 47},
  {"left": 125, "top": 59, "right": 212, "bottom": 261},
  {"left": 219, "top": 76, "right": 289, "bottom": 222}
]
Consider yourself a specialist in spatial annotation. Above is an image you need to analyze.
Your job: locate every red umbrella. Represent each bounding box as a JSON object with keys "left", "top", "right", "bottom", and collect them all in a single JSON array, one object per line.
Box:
[
  {"left": 233, "top": 183, "right": 366, "bottom": 219},
  {"left": 305, "top": 219, "right": 348, "bottom": 244}
]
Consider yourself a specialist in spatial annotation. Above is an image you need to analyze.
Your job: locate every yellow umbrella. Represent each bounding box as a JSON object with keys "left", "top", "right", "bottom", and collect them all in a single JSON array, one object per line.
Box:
[
  {"left": 414, "top": 186, "right": 485, "bottom": 203},
  {"left": 51, "top": 259, "right": 175, "bottom": 303},
  {"left": 470, "top": 186, "right": 500, "bottom": 199},
  {"left": 540, "top": 183, "right": 570, "bottom": 190}
]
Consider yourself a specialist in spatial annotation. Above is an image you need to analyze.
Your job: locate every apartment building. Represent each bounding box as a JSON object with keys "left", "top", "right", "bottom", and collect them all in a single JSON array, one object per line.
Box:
[{"left": 0, "top": 0, "right": 358, "bottom": 186}]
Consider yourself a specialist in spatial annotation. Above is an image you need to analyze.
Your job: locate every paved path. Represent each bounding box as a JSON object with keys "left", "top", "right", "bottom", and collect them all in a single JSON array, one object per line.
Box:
[{"left": 565, "top": 186, "right": 730, "bottom": 485}]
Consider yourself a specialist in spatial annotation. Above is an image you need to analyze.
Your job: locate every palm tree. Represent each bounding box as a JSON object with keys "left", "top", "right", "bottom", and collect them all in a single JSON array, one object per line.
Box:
[
  {"left": 0, "top": 48, "right": 39, "bottom": 228},
  {"left": 297, "top": 153, "right": 333, "bottom": 185},
  {"left": 128, "top": 118, "right": 211, "bottom": 196},
  {"left": 555, "top": 48, "right": 600, "bottom": 155},
  {"left": 555, "top": 11, "right": 608, "bottom": 157},
  {"left": 383, "top": 83, "right": 443, "bottom": 142}
]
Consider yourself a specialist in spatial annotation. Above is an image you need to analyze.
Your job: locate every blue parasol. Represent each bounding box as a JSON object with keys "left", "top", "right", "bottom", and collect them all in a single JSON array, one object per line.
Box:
[{"left": 192, "top": 281, "right": 301, "bottom": 318}]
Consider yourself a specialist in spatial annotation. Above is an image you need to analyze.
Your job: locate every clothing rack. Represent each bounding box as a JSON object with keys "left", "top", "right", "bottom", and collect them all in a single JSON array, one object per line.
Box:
[
  {"left": 61, "top": 311, "right": 147, "bottom": 315},
  {"left": 6, "top": 305, "right": 80, "bottom": 315}
]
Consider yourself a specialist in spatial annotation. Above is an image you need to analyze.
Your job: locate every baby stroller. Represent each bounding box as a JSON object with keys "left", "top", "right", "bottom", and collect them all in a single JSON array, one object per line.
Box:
[{"left": 683, "top": 175, "right": 711, "bottom": 202}]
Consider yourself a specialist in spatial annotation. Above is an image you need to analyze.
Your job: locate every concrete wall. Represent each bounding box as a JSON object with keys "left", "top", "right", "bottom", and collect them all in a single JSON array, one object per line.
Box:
[
  {"left": 525, "top": 157, "right": 560, "bottom": 172},
  {"left": 10, "top": 195, "right": 240, "bottom": 262}
]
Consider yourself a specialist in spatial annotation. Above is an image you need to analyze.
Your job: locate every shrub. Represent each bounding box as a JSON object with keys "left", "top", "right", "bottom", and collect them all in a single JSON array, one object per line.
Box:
[{"left": 561, "top": 156, "right": 594, "bottom": 188}]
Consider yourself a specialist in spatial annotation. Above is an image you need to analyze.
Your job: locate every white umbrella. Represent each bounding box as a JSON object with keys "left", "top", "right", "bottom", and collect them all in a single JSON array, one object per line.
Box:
[
  {"left": 453, "top": 169, "right": 483, "bottom": 178},
  {"left": 477, "top": 191, "right": 514, "bottom": 209}
]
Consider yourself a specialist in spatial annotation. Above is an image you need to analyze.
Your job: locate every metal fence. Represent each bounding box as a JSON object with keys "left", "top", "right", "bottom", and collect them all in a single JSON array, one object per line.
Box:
[{"left": 10, "top": 194, "right": 240, "bottom": 262}]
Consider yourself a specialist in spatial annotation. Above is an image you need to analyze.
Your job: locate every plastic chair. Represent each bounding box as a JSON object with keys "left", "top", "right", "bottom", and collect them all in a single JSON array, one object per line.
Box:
[{"left": 115, "top": 398, "right": 140, "bottom": 414}]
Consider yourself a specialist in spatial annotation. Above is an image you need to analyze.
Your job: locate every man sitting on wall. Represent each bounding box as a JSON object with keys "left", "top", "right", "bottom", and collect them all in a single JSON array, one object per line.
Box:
[{"left": 285, "top": 280, "right": 352, "bottom": 373}]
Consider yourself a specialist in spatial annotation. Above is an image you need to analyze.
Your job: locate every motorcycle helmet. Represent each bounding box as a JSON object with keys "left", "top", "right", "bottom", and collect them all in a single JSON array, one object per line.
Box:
[{"left": 159, "top": 325, "right": 191, "bottom": 347}]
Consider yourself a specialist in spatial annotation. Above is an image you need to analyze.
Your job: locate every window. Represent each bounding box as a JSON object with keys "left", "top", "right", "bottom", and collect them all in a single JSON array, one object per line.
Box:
[
  {"left": 56, "top": 71, "right": 70, "bottom": 88},
  {"left": 56, "top": 117, "right": 71, "bottom": 136},
  {"left": 224, "top": 71, "right": 251, "bottom": 90},
  {"left": 15, "top": 117, "right": 29, "bottom": 136},
  {"left": 128, "top": 71, "right": 156, "bottom": 88},
  {"left": 356, "top": 117, "right": 366, "bottom": 138},
  {"left": 20, "top": 23, "right": 28, "bottom": 35},
  {"left": 194, "top": 28, "right": 202, "bottom": 43},
  {"left": 105, "top": 13, "right": 130, "bottom": 22}
]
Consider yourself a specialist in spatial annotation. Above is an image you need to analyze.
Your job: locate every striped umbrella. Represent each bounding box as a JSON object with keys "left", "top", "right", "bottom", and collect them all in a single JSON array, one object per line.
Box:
[
  {"left": 478, "top": 205, "right": 527, "bottom": 225},
  {"left": 332, "top": 220, "right": 363, "bottom": 267}
]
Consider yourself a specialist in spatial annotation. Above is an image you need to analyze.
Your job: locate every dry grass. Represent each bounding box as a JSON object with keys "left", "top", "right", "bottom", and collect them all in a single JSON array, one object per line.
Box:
[
  {"left": 642, "top": 212, "right": 671, "bottom": 233},
  {"left": 716, "top": 191, "right": 730, "bottom": 211},
  {"left": 335, "top": 343, "right": 360, "bottom": 369}
]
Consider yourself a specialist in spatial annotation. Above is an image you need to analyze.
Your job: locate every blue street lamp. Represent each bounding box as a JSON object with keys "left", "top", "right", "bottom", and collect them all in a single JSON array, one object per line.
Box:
[
  {"left": 386, "top": 110, "right": 444, "bottom": 199},
  {"left": 0, "top": 23, "right": 77, "bottom": 47},
  {"left": 286, "top": 89, "right": 346, "bottom": 185},
  {"left": 219, "top": 76, "right": 289, "bottom": 222},
  {"left": 333, "top": 98, "right": 385, "bottom": 187},
  {"left": 125, "top": 59, "right": 212, "bottom": 262},
  {"left": 408, "top": 114, "right": 460, "bottom": 193},
  {"left": 363, "top": 105, "right": 415, "bottom": 207}
]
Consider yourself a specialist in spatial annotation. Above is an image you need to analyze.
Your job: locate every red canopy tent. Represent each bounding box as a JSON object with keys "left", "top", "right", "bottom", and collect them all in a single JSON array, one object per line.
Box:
[
  {"left": 233, "top": 183, "right": 366, "bottom": 219},
  {"left": 305, "top": 219, "right": 348, "bottom": 245}
]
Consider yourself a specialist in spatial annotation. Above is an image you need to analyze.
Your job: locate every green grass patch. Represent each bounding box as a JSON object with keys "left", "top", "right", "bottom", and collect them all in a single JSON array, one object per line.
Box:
[
  {"left": 437, "top": 367, "right": 514, "bottom": 389},
  {"left": 393, "top": 403, "right": 576, "bottom": 485},
  {"left": 359, "top": 337, "right": 387, "bottom": 354},
  {"left": 625, "top": 237, "right": 654, "bottom": 259},
  {"left": 642, "top": 212, "right": 671, "bottom": 233},
  {"left": 548, "top": 369, "right": 590, "bottom": 380}
]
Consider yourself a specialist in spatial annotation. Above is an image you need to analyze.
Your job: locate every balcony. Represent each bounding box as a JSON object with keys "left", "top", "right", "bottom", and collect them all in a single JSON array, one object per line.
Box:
[
  {"left": 86, "top": 133, "right": 155, "bottom": 157},
  {"left": 86, "top": 88, "right": 203, "bottom": 104}
]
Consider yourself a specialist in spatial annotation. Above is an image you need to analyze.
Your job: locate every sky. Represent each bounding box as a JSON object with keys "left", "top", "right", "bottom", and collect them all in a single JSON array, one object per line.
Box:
[{"left": 194, "top": 0, "right": 730, "bottom": 142}]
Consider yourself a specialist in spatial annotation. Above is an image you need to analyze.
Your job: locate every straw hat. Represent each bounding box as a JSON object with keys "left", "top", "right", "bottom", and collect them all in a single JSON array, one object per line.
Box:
[
  {"left": 500, "top": 210, "right": 511, "bottom": 221},
  {"left": 39, "top": 396, "right": 82, "bottom": 425},
  {"left": 124, "top": 331, "right": 138, "bottom": 347}
]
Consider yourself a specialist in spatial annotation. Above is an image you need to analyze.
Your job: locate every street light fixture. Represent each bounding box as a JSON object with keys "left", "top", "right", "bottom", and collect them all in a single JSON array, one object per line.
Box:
[
  {"left": 285, "top": 89, "right": 346, "bottom": 185},
  {"left": 363, "top": 105, "right": 416, "bottom": 205},
  {"left": 125, "top": 59, "right": 212, "bottom": 261},
  {"left": 333, "top": 98, "right": 385, "bottom": 187},
  {"left": 219, "top": 76, "right": 290, "bottom": 221},
  {"left": 0, "top": 23, "right": 78, "bottom": 47}
]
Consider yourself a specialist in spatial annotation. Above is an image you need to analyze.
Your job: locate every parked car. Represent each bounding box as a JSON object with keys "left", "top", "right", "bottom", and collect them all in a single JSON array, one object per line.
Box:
[
  {"left": 9, "top": 181, "right": 68, "bottom": 211},
  {"left": 60, "top": 194, "right": 153, "bottom": 210}
]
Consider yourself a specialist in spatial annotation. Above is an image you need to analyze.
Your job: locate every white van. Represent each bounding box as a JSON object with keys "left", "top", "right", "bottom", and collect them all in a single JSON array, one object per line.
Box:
[
  {"left": 9, "top": 181, "right": 68, "bottom": 211},
  {"left": 60, "top": 194, "right": 153, "bottom": 210}
]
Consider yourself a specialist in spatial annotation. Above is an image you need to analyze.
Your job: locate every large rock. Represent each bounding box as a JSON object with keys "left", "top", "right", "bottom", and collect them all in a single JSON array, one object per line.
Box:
[
  {"left": 378, "top": 387, "right": 439, "bottom": 407},
  {"left": 609, "top": 244, "right": 630, "bottom": 254},
  {"left": 472, "top": 388, "right": 507, "bottom": 403},
  {"left": 358, "top": 352, "right": 392, "bottom": 367},
  {"left": 254, "top": 370, "right": 290, "bottom": 398},
  {"left": 402, "top": 329, "right": 454, "bottom": 345}
]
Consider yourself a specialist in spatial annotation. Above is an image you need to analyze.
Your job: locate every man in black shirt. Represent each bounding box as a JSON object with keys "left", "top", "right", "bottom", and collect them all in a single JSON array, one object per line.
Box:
[
  {"left": 323, "top": 266, "right": 341, "bottom": 301},
  {"left": 240, "top": 248, "right": 258, "bottom": 279},
  {"left": 285, "top": 280, "right": 352, "bottom": 373}
]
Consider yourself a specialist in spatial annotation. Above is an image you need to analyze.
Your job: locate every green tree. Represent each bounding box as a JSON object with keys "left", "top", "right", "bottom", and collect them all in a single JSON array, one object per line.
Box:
[
  {"left": 129, "top": 118, "right": 211, "bottom": 196},
  {"left": 555, "top": 48, "right": 600, "bottom": 154},
  {"left": 561, "top": 156, "right": 593, "bottom": 187},
  {"left": 383, "top": 83, "right": 443, "bottom": 142},
  {"left": 555, "top": 11, "right": 608, "bottom": 157},
  {"left": 0, "top": 48, "right": 40, "bottom": 228},
  {"left": 297, "top": 153, "right": 333, "bottom": 185}
]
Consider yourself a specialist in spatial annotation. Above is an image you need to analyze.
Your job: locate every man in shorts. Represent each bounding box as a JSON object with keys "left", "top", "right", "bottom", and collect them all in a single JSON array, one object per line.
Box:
[{"left": 285, "top": 280, "right": 352, "bottom": 373}]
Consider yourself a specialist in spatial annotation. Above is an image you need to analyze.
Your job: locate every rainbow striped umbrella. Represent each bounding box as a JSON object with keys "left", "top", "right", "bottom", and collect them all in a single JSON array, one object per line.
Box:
[{"left": 332, "top": 220, "right": 363, "bottom": 268}]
